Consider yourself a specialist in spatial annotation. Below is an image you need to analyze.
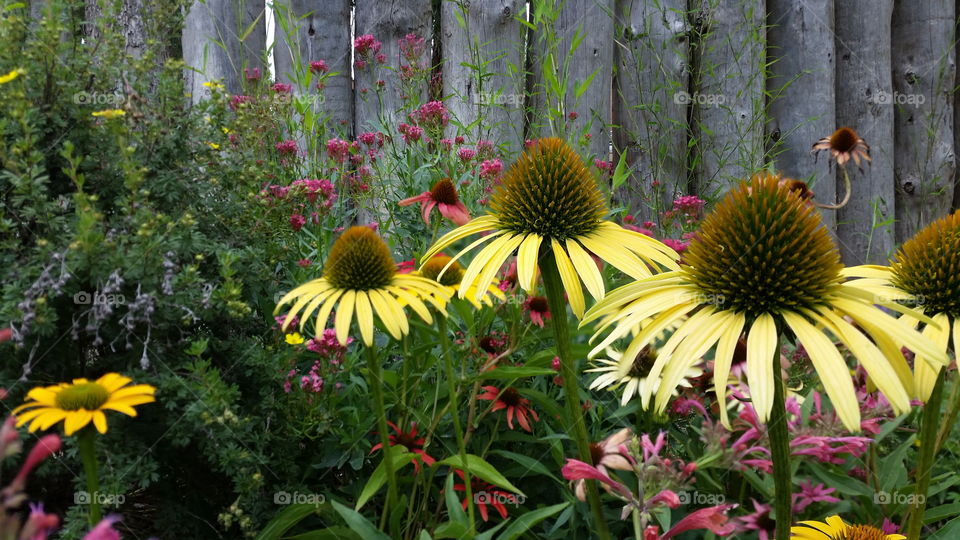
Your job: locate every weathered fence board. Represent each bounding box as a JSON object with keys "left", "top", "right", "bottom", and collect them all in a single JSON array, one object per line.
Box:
[
  {"left": 272, "top": 0, "right": 353, "bottom": 136},
  {"left": 528, "top": 0, "right": 614, "bottom": 161},
  {"left": 834, "top": 0, "right": 896, "bottom": 264},
  {"left": 766, "top": 0, "right": 836, "bottom": 230},
  {"left": 892, "top": 0, "right": 956, "bottom": 244},
  {"left": 612, "top": 0, "right": 689, "bottom": 222},
  {"left": 183, "top": 0, "right": 266, "bottom": 101},
  {"left": 353, "top": 0, "right": 433, "bottom": 132},
  {"left": 689, "top": 0, "right": 765, "bottom": 200},
  {"left": 441, "top": 0, "right": 527, "bottom": 154}
]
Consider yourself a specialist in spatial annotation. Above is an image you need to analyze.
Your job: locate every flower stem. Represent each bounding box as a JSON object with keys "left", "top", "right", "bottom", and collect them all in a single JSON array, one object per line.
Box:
[
  {"left": 77, "top": 426, "right": 102, "bottom": 527},
  {"left": 366, "top": 344, "right": 398, "bottom": 528},
  {"left": 906, "top": 370, "right": 946, "bottom": 540},
  {"left": 438, "top": 314, "right": 476, "bottom": 534},
  {"left": 768, "top": 333, "right": 792, "bottom": 540},
  {"left": 540, "top": 255, "right": 611, "bottom": 540}
]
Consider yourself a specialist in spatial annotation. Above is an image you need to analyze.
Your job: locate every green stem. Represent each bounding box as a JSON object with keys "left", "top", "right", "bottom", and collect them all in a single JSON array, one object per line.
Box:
[
  {"left": 906, "top": 370, "right": 946, "bottom": 540},
  {"left": 77, "top": 426, "right": 102, "bottom": 527},
  {"left": 768, "top": 333, "right": 792, "bottom": 540},
  {"left": 438, "top": 315, "right": 476, "bottom": 534},
  {"left": 366, "top": 345, "right": 398, "bottom": 531},
  {"left": 540, "top": 255, "right": 612, "bottom": 540}
]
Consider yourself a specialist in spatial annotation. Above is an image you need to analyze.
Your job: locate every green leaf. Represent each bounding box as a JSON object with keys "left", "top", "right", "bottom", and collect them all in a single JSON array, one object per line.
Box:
[
  {"left": 476, "top": 366, "right": 556, "bottom": 380},
  {"left": 286, "top": 527, "right": 362, "bottom": 540},
  {"left": 611, "top": 150, "right": 629, "bottom": 191},
  {"left": 932, "top": 516, "right": 960, "bottom": 539},
  {"left": 356, "top": 447, "right": 416, "bottom": 509},
  {"left": 330, "top": 500, "right": 390, "bottom": 540},
  {"left": 438, "top": 454, "right": 525, "bottom": 495},
  {"left": 496, "top": 503, "right": 570, "bottom": 540},
  {"left": 445, "top": 472, "right": 468, "bottom": 523},
  {"left": 925, "top": 503, "right": 960, "bottom": 524},
  {"left": 488, "top": 449, "right": 560, "bottom": 482},
  {"left": 808, "top": 463, "right": 873, "bottom": 497},
  {"left": 573, "top": 68, "right": 600, "bottom": 99},
  {"left": 255, "top": 504, "right": 320, "bottom": 540}
]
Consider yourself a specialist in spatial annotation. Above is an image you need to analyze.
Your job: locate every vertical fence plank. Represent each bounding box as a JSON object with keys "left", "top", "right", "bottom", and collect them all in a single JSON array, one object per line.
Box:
[
  {"left": 354, "top": 0, "right": 433, "bottom": 132},
  {"left": 612, "top": 0, "right": 688, "bottom": 221},
  {"left": 440, "top": 0, "right": 526, "bottom": 155},
  {"left": 689, "top": 0, "right": 765, "bottom": 199},
  {"left": 272, "top": 0, "right": 353, "bottom": 136},
  {"left": 766, "top": 0, "right": 836, "bottom": 230},
  {"left": 182, "top": 0, "right": 266, "bottom": 101},
  {"left": 528, "top": 0, "right": 614, "bottom": 161},
  {"left": 834, "top": 0, "right": 895, "bottom": 264},
  {"left": 892, "top": 0, "right": 956, "bottom": 243}
]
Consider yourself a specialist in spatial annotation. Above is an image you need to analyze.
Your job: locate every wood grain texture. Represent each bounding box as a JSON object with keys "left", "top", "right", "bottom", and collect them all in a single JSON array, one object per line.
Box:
[
  {"left": 182, "top": 0, "right": 266, "bottom": 101},
  {"left": 766, "top": 0, "right": 836, "bottom": 229},
  {"left": 528, "top": 0, "right": 614, "bottom": 161},
  {"left": 273, "top": 0, "right": 353, "bottom": 135},
  {"left": 834, "top": 0, "right": 895, "bottom": 264},
  {"left": 612, "top": 0, "right": 688, "bottom": 222},
  {"left": 689, "top": 0, "right": 765, "bottom": 199},
  {"left": 353, "top": 0, "right": 433, "bottom": 132},
  {"left": 892, "top": 0, "right": 955, "bottom": 244},
  {"left": 441, "top": 0, "right": 526, "bottom": 155}
]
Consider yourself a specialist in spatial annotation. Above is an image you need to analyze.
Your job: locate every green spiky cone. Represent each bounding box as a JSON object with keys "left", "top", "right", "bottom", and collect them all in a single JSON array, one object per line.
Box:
[{"left": 324, "top": 226, "right": 397, "bottom": 290}]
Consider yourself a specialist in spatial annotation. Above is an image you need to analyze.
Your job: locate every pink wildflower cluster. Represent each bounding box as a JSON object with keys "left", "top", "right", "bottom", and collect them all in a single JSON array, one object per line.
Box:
[
  {"left": 410, "top": 100, "right": 450, "bottom": 130},
  {"left": 275, "top": 140, "right": 298, "bottom": 156},
  {"left": 229, "top": 94, "right": 252, "bottom": 110},
  {"left": 398, "top": 123, "right": 424, "bottom": 144},
  {"left": 244, "top": 67, "right": 262, "bottom": 82},
  {"left": 479, "top": 158, "right": 503, "bottom": 180},
  {"left": 306, "top": 328, "right": 352, "bottom": 363},
  {"left": 326, "top": 138, "right": 352, "bottom": 163},
  {"left": 259, "top": 178, "right": 336, "bottom": 232},
  {"left": 457, "top": 147, "right": 476, "bottom": 162},
  {"left": 271, "top": 82, "right": 293, "bottom": 94},
  {"left": 309, "top": 60, "right": 329, "bottom": 74},
  {"left": 353, "top": 34, "right": 383, "bottom": 70}
]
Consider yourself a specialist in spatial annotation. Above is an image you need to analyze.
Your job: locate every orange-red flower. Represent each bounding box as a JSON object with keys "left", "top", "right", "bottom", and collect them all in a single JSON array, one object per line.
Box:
[
  {"left": 478, "top": 386, "right": 539, "bottom": 432},
  {"left": 399, "top": 178, "right": 470, "bottom": 226},
  {"left": 370, "top": 421, "right": 435, "bottom": 473}
]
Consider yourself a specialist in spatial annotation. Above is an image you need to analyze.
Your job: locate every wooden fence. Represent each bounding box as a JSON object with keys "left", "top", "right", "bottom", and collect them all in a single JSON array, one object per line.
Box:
[{"left": 181, "top": 0, "right": 959, "bottom": 265}]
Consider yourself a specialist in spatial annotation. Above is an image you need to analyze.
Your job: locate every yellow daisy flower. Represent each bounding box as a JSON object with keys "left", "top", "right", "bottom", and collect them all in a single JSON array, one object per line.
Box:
[
  {"left": 13, "top": 373, "right": 156, "bottom": 436},
  {"left": 275, "top": 226, "right": 452, "bottom": 346},
  {"left": 791, "top": 515, "right": 905, "bottom": 539},
  {"left": 843, "top": 210, "right": 960, "bottom": 401},
  {"left": 416, "top": 254, "right": 504, "bottom": 309},
  {"left": 582, "top": 173, "right": 948, "bottom": 431},
  {"left": 285, "top": 332, "right": 305, "bottom": 345},
  {"left": 421, "top": 137, "right": 679, "bottom": 318}
]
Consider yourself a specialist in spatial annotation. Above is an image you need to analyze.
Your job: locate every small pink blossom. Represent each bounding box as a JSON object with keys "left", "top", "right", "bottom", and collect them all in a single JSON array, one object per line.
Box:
[
  {"left": 457, "top": 147, "right": 476, "bottom": 162},
  {"left": 309, "top": 60, "right": 329, "bottom": 74}
]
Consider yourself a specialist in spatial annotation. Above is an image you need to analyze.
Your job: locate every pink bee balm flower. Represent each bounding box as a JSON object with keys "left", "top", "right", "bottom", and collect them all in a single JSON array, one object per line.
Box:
[
  {"left": 271, "top": 83, "right": 293, "bottom": 94},
  {"left": 309, "top": 60, "right": 328, "bottom": 74},
  {"left": 275, "top": 140, "right": 297, "bottom": 155},
  {"left": 457, "top": 147, "right": 476, "bottom": 162},
  {"left": 398, "top": 178, "right": 470, "bottom": 226}
]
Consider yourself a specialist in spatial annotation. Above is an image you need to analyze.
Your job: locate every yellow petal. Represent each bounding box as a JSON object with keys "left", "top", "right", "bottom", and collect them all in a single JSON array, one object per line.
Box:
[
  {"left": 64, "top": 410, "right": 93, "bottom": 436},
  {"left": 914, "top": 313, "right": 951, "bottom": 401},
  {"left": 578, "top": 233, "right": 651, "bottom": 281},
  {"left": 472, "top": 234, "right": 525, "bottom": 303},
  {"left": 92, "top": 411, "right": 108, "bottom": 434},
  {"left": 745, "top": 313, "right": 778, "bottom": 423},
  {"left": 354, "top": 291, "right": 375, "bottom": 346},
  {"left": 655, "top": 310, "right": 731, "bottom": 413},
  {"left": 335, "top": 290, "right": 356, "bottom": 346},
  {"left": 551, "top": 240, "right": 585, "bottom": 318},
  {"left": 516, "top": 234, "right": 542, "bottom": 293},
  {"left": 436, "top": 230, "right": 505, "bottom": 282},
  {"left": 783, "top": 311, "right": 860, "bottom": 431},
  {"left": 712, "top": 311, "right": 745, "bottom": 429},
  {"left": 314, "top": 289, "right": 344, "bottom": 333},
  {"left": 421, "top": 215, "right": 499, "bottom": 261},
  {"left": 833, "top": 297, "right": 949, "bottom": 365},
  {"left": 565, "top": 238, "right": 605, "bottom": 300},
  {"left": 368, "top": 289, "right": 403, "bottom": 340},
  {"left": 387, "top": 286, "right": 431, "bottom": 325}
]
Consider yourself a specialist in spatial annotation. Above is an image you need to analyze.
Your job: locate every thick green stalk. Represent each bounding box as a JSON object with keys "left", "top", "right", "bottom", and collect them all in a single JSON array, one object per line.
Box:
[
  {"left": 77, "top": 426, "right": 102, "bottom": 527},
  {"left": 366, "top": 345, "right": 398, "bottom": 528},
  {"left": 906, "top": 370, "right": 946, "bottom": 540},
  {"left": 768, "top": 334, "right": 792, "bottom": 540},
  {"left": 438, "top": 314, "right": 476, "bottom": 534},
  {"left": 540, "top": 255, "right": 611, "bottom": 540}
]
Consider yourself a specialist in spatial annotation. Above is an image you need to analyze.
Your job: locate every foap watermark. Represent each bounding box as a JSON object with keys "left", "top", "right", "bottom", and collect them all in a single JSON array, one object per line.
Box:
[
  {"left": 73, "top": 91, "right": 124, "bottom": 106},
  {"left": 673, "top": 91, "right": 727, "bottom": 107},
  {"left": 474, "top": 491, "right": 525, "bottom": 506},
  {"left": 677, "top": 491, "right": 726, "bottom": 505},
  {"left": 274, "top": 491, "right": 325, "bottom": 506},
  {"left": 74, "top": 291, "right": 125, "bottom": 306},
  {"left": 870, "top": 90, "right": 925, "bottom": 107},
  {"left": 874, "top": 491, "right": 924, "bottom": 505},
  {"left": 75, "top": 490, "right": 125, "bottom": 505},
  {"left": 473, "top": 92, "right": 524, "bottom": 107}
]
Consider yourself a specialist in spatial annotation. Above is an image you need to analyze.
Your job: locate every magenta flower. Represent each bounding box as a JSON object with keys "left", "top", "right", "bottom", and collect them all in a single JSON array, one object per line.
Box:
[
  {"left": 83, "top": 515, "right": 123, "bottom": 540},
  {"left": 479, "top": 158, "right": 503, "bottom": 180},
  {"left": 271, "top": 83, "right": 293, "bottom": 94},
  {"left": 309, "top": 60, "right": 328, "bottom": 74},
  {"left": 561, "top": 458, "right": 634, "bottom": 501},
  {"left": 645, "top": 504, "right": 737, "bottom": 539},
  {"left": 523, "top": 296, "right": 551, "bottom": 327},
  {"left": 570, "top": 428, "right": 634, "bottom": 501},
  {"left": 457, "top": 147, "right": 476, "bottom": 162},
  {"left": 353, "top": 34, "right": 382, "bottom": 56},
  {"left": 792, "top": 480, "right": 839, "bottom": 513},
  {"left": 275, "top": 140, "right": 297, "bottom": 155},
  {"left": 398, "top": 178, "right": 470, "bottom": 226}
]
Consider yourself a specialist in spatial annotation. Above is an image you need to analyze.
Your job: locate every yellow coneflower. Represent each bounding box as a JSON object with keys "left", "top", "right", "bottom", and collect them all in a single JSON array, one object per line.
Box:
[
  {"left": 417, "top": 254, "right": 504, "bottom": 309},
  {"left": 587, "top": 345, "right": 701, "bottom": 407},
  {"left": 13, "top": 373, "right": 156, "bottom": 436},
  {"left": 844, "top": 210, "right": 960, "bottom": 401},
  {"left": 791, "top": 515, "right": 905, "bottom": 540},
  {"left": 812, "top": 127, "right": 871, "bottom": 169},
  {"left": 421, "top": 137, "right": 679, "bottom": 318},
  {"left": 276, "top": 226, "right": 452, "bottom": 346},
  {"left": 582, "top": 173, "right": 947, "bottom": 431}
]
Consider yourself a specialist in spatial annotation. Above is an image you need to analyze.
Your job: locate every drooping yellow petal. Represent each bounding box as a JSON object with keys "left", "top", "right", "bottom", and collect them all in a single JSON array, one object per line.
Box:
[
  {"left": 598, "top": 222, "right": 680, "bottom": 270},
  {"left": 642, "top": 307, "right": 715, "bottom": 408},
  {"left": 92, "top": 411, "right": 108, "bottom": 434},
  {"left": 298, "top": 288, "right": 339, "bottom": 331},
  {"left": 713, "top": 311, "right": 745, "bottom": 429},
  {"left": 783, "top": 311, "right": 860, "bottom": 431},
  {"left": 421, "top": 215, "right": 500, "bottom": 261},
  {"left": 64, "top": 410, "right": 93, "bottom": 436},
  {"left": 578, "top": 233, "right": 651, "bottom": 281},
  {"left": 551, "top": 239, "right": 585, "bottom": 318},
  {"left": 387, "top": 285, "right": 431, "bottom": 325},
  {"left": 833, "top": 297, "right": 949, "bottom": 365},
  {"left": 745, "top": 313, "right": 778, "bottom": 423},
  {"left": 436, "top": 230, "right": 505, "bottom": 282},
  {"left": 655, "top": 310, "right": 731, "bottom": 413},
  {"left": 581, "top": 272, "right": 686, "bottom": 325},
  {"left": 274, "top": 278, "right": 327, "bottom": 314},
  {"left": 566, "top": 238, "right": 605, "bottom": 300},
  {"left": 314, "top": 288, "right": 344, "bottom": 333},
  {"left": 840, "top": 265, "right": 894, "bottom": 279},
  {"left": 457, "top": 233, "right": 516, "bottom": 299},
  {"left": 471, "top": 234, "right": 525, "bottom": 303},
  {"left": 335, "top": 290, "right": 357, "bottom": 346},
  {"left": 354, "top": 291, "right": 375, "bottom": 346},
  {"left": 516, "top": 234, "right": 543, "bottom": 292},
  {"left": 914, "top": 313, "right": 951, "bottom": 401},
  {"left": 367, "top": 289, "right": 403, "bottom": 340}
]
